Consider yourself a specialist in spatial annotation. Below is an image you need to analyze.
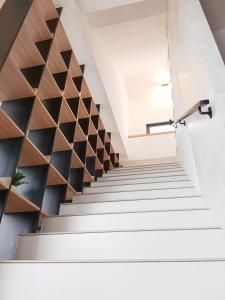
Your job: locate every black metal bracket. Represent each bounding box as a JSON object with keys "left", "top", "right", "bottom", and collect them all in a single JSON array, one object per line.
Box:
[
  {"left": 198, "top": 105, "right": 212, "bottom": 119},
  {"left": 179, "top": 120, "right": 186, "bottom": 126}
]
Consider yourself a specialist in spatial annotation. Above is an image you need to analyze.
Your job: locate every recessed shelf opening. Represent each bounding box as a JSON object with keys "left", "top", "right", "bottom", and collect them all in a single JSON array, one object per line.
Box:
[
  {"left": 78, "top": 118, "right": 89, "bottom": 136},
  {"left": 66, "top": 97, "right": 79, "bottom": 118},
  {"left": 73, "top": 76, "right": 83, "bottom": 92},
  {"left": 91, "top": 115, "right": 99, "bottom": 130},
  {"left": 28, "top": 128, "right": 56, "bottom": 155},
  {"left": 74, "top": 141, "right": 87, "bottom": 164},
  {"left": 42, "top": 185, "right": 66, "bottom": 215},
  {"left": 59, "top": 122, "right": 76, "bottom": 143},
  {"left": 88, "top": 134, "right": 97, "bottom": 153},
  {"left": 61, "top": 50, "right": 72, "bottom": 68},
  {"left": 21, "top": 65, "right": 45, "bottom": 89},
  {"left": 35, "top": 39, "right": 53, "bottom": 62},
  {"left": 51, "top": 151, "right": 72, "bottom": 180},
  {"left": 43, "top": 97, "right": 62, "bottom": 123},
  {"left": 69, "top": 168, "right": 84, "bottom": 192},
  {"left": 86, "top": 157, "right": 96, "bottom": 176},
  {"left": 46, "top": 18, "right": 59, "bottom": 34},
  {"left": 82, "top": 98, "right": 92, "bottom": 114},
  {"left": 52, "top": 71, "right": 68, "bottom": 91}
]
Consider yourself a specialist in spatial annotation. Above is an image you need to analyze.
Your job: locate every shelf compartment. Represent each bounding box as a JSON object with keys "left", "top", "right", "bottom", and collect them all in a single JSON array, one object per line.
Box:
[
  {"left": 51, "top": 151, "right": 72, "bottom": 180},
  {"left": 15, "top": 165, "right": 49, "bottom": 208},
  {"left": 78, "top": 118, "right": 89, "bottom": 136},
  {"left": 73, "top": 76, "right": 83, "bottom": 93},
  {"left": 35, "top": 39, "right": 53, "bottom": 62},
  {"left": 82, "top": 97, "right": 92, "bottom": 114},
  {"left": 63, "top": 73, "right": 80, "bottom": 99},
  {"left": 95, "top": 157, "right": 103, "bottom": 170},
  {"left": 1, "top": 97, "right": 34, "bottom": 132},
  {"left": 73, "top": 141, "right": 87, "bottom": 164},
  {"left": 0, "top": 138, "right": 23, "bottom": 177},
  {"left": 66, "top": 183, "right": 77, "bottom": 200},
  {"left": 46, "top": 18, "right": 59, "bottom": 35},
  {"left": 88, "top": 135, "right": 97, "bottom": 153},
  {"left": 53, "top": 128, "right": 72, "bottom": 152},
  {"left": 86, "top": 156, "right": 96, "bottom": 176},
  {"left": 105, "top": 142, "right": 111, "bottom": 155},
  {"left": 74, "top": 123, "right": 87, "bottom": 142},
  {"left": 78, "top": 99, "right": 90, "bottom": 118},
  {"left": 66, "top": 97, "right": 79, "bottom": 118},
  {"left": 28, "top": 128, "right": 56, "bottom": 156},
  {"left": 91, "top": 101, "right": 99, "bottom": 116},
  {"left": 70, "top": 150, "right": 84, "bottom": 169},
  {"left": 37, "top": 66, "right": 62, "bottom": 100},
  {"left": 89, "top": 119, "right": 97, "bottom": 135},
  {"left": 95, "top": 169, "right": 103, "bottom": 180},
  {"left": 10, "top": 24, "right": 46, "bottom": 69},
  {"left": 0, "top": 177, "right": 11, "bottom": 190},
  {"left": 4, "top": 188, "right": 40, "bottom": 213},
  {"left": 69, "top": 168, "right": 84, "bottom": 193},
  {"left": 21, "top": 65, "right": 45, "bottom": 89},
  {"left": 54, "top": 21, "right": 71, "bottom": 51},
  {"left": 86, "top": 141, "right": 96, "bottom": 157},
  {"left": 84, "top": 167, "right": 94, "bottom": 183},
  {"left": 29, "top": 97, "right": 57, "bottom": 130},
  {"left": 47, "top": 164, "right": 67, "bottom": 186},
  {"left": 52, "top": 71, "right": 68, "bottom": 91},
  {"left": 105, "top": 132, "right": 111, "bottom": 143},
  {"left": 61, "top": 50, "right": 72, "bottom": 68},
  {"left": 18, "top": 137, "right": 50, "bottom": 167},
  {"left": 81, "top": 78, "right": 91, "bottom": 98},
  {"left": 42, "top": 97, "right": 62, "bottom": 123},
  {"left": 42, "top": 185, "right": 67, "bottom": 216},
  {"left": 59, "top": 122, "right": 76, "bottom": 143},
  {"left": 97, "top": 135, "right": 104, "bottom": 149},
  {"left": 48, "top": 43, "right": 68, "bottom": 74},
  {"left": 104, "top": 160, "right": 110, "bottom": 172},
  {"left": 59, "top": 98, "right": 76, "bottom": 123},
  {"left": 69, "top": 51, "right": 83, "bottom": 77},
  {"left": 26, "top": 0, "right": 56, "bottom": 41},
  {"left": 91, "top": 115, "right": 99, "bottom": 130},
  {"left": 110, "top": 153, "right": 116, "bottom": 166},
  {"left": 98, "top": 129, "right": 105, "bottom": 144},
  {"left": 97, "top": 148, "right": 104, "bottom": 164},
  {"left": 0, "top": 56, "right": 36, "bottom": 100},
  {"left": 0, "top": 109, "right": 25, "bottom": 139}
]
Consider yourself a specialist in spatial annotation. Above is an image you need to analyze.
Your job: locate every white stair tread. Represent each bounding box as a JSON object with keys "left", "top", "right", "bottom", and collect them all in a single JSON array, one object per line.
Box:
[
  {"left": 41, "top": 209, "right": 214, "bottom": 233},
  {"left": 91, "top": 174, "right": 188, "bottom": 187},
  {"left": 98, "top": 170, "right": 186, "bottom": 182},
  {"left": 114, "top": 162, "right": 179, "bottom": 170},
  {"left": 110, "top": 163, "right": 180, "bottom": 173},
  {"left": 61, "top": 196, "right": 204, "bottom": 215},
  {"left": 74, "top": 187, "right": 198, "bottom": 203},
  {"left": 84, "top": 180, "right": 193, "bottom": 194},
  {"left": 16, "top": 228, "right": 225, "bottom": 260},
  {"left": 1, "top": 261, "right": 225, "bottom": 300}
]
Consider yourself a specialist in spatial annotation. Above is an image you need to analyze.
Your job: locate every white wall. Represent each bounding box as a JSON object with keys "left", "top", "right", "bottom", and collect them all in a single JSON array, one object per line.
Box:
[
  {"left": 125, "top": 133, "right": 176, "bottom": 162},
  {"left": 168, "top": 0, "right": 225, "bottom": 227}
]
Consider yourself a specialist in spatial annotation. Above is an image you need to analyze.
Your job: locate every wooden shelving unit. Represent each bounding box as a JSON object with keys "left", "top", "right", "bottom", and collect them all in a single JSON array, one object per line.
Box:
[{"left": 0, "top": 0, "right": 119, "bottom": 235}]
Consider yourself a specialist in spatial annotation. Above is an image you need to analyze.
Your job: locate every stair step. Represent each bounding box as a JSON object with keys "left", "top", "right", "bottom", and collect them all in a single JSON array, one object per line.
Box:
[
  {"left": 116, "top": 161, "right": 179, "bottom": 170},
  {"left": 41, "top": 209, "right": 214, "bottom": 233},
  {"left": 16, "top": 228, "right": 225, "bottom": 260},
  {"left": 74, "top": 187, "right": 198, "bottom": 204},
  {"left": 1, "top": 260, "right": 225, "bottom": 300},
  {"left": 111, "top": 163, "right": 180, "bottom": 172},
  {"left": 91, "top": 174, "right": 188, "bottom": 187},
  {"left": 98, "top": 170, "right": 186, "bottom": 182},
  {"left": 84, "top": 180, "right": 193, "bottom": 194},
  {"left": 61, "top": 196, "right": 204, "bottom": 215},
  {"left": 104, "top": 166, "right": 183, "bottom": 177}
]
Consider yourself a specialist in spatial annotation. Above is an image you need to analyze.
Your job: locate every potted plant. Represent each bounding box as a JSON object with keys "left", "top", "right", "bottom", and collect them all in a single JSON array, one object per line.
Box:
[{"left": 11, "top": 170, "right": 28, "bottom": 190}]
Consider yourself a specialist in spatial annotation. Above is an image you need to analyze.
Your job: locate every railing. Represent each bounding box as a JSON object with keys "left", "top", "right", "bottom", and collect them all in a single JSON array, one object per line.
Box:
[{"left": 174, "top": 99, "right": 212, "bottom": 126}]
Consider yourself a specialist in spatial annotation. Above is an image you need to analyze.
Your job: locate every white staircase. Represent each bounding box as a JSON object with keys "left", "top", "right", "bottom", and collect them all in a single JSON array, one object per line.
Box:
[{"left": 1, "top": 162, "right": 225, "bottom": 299}]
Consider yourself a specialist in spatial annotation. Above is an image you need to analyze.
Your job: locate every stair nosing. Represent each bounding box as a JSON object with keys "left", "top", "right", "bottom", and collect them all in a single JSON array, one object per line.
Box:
[
  {"left": 79, "top": 186, "right": 195, "bottom": 196},
  {"left": 3, "top": 258, "right": 225, "bottom": 264},
  {"left": 73, "top": 195, "right": 201, "bottom": 204},
  {"left": 22, "top": 226, "right": 221, "bottom": 237},
  {"left": 89, "top": 179, "right": 190, "bottom": 189},
  {"left": 55, "top": 208, "right": 209, "bottom": 218}
]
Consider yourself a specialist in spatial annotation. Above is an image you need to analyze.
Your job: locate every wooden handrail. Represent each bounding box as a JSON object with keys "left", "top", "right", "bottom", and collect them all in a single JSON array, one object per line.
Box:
[{"left": 174, "top": 99, "right": 212, "bottom": 126}]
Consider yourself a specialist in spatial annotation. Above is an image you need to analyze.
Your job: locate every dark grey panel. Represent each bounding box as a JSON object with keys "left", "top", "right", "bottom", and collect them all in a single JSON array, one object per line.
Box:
[{"left": 42, "top": 185, "right": 66, "bottom": 215}]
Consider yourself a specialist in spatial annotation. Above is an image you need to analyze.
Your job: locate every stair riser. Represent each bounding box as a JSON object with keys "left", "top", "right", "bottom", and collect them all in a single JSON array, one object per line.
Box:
[
  {"left": 1, "top": 262, "right": 225, "bottom": 300},
  {"left": 91, "top": 175, "right": 188, "bottom": 187},
  {"left": 16, "top": 229, "right": 225, "bottom": 260},
  {"left": 42, "top": 210, "right": 213, "bottom": 233},
  {"left": 61, "top": 197, "right": 204, "bottom": 215},
  {"left": 98, "top": 171, "right": 186, "bottom": 182},
  {"left": 111, "top": 163, "right": 180, "bottom": 172},
  {"left": 84, "top": 181, "right": 193, "bottom": 194},
  {"left": 104, "top": 167, "right": 183, "bottom": 177},
  {"left": 74, "top": 187, "right": 197, "bottom": 203}
]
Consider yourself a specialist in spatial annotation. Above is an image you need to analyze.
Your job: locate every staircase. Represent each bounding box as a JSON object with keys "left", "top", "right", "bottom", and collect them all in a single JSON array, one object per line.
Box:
[{"left": 1, "top": 161, "right": 225, "bottom": 299}]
